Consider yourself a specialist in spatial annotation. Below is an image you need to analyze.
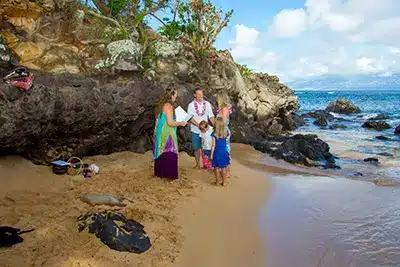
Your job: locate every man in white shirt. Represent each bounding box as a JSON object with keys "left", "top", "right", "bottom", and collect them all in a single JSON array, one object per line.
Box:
[{"left": 187, "top": 88, "right": 215, "bottom": 169}]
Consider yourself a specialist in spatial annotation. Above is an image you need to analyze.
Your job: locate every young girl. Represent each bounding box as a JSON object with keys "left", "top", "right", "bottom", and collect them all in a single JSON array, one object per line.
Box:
[
  {"left": 211, "top": 117, "right": 231, "bottom": 186},
  {"left": 199, "top": 120, "right": 213, "bottom": 169}
]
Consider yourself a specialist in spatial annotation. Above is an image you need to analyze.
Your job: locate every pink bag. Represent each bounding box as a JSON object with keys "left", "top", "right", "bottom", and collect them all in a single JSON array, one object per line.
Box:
[{"left": 202, "top": 153, "right": 213, "bottom": 169}]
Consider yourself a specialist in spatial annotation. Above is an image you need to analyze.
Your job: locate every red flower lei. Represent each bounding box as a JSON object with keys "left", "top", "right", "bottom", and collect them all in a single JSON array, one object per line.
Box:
[{"left": 194, "top": 101, "right": 206, "bottom": 116}]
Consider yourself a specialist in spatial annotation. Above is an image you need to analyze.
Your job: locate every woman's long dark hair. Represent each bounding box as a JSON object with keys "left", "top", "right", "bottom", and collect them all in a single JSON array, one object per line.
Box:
[{"left": 154, "top": 88, "right": 177, "bottom": 117}]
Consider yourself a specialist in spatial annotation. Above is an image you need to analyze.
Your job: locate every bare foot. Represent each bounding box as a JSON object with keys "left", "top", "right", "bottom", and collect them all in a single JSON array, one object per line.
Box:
[
  {"left": 213, "top": 181, "right": 219, "bottom": 186},
  {"left": 220, "top": 181, "right": 226, "bottom": 186}
]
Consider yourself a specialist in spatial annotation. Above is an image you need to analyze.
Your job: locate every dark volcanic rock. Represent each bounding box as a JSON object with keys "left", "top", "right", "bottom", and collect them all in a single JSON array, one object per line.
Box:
[
  {"left": 0, "top": 72, "right": 163, "bottom": 163},
  {"left": 302, "top": 110, "right": 334, "bottom": 121},
  {"left": 375, "top": 135, "right": 391, "bottom": 141},
  {"left": 329, "top": 124, "right": 348, "bottom": 130},
  {"left": 325, "top": 98, "right": 361, "bottom": 114},
  {"left": 364, "top": 157, "right": 379, "bottom": 164},
  {"left": 281, "top": 113, "right": 305, "bottom": 131},
  {"left": 362, "top": 121, "right": 391, "bottom": 131},
  {"left": 369, "top": 114, "right": 389, "bottom": 120},
  {"left": 313, "top": 116, "right": 328, "bottom": 127},
  {"left": 253, "top": 134, "right": 337, "bottom": 168},
  {"left": 395, "top": 125, "right": 400, "bottom": 135}
]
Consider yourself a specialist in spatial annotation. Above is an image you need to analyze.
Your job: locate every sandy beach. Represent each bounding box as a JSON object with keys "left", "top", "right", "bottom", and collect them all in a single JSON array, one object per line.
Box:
[{"left": 0, "top": 144, "right": 271, "bottom": 267}]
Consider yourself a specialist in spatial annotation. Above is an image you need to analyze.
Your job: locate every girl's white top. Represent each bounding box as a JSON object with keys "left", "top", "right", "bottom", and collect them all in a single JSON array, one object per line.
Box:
[{"left": 201, "top": 127, "right": 213, "bottom": 150}]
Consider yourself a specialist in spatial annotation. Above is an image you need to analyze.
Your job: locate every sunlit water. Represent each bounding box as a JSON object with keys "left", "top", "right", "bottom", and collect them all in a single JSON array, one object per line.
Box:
[
  {"left": 295, "top": 90, "right": 400, "bottom": 185},
  {"left": 261, "top": 90, "right": 400, "bottom": 266},
  {"left": 262, "top": 175, "right": 400, "bottom": 267}
]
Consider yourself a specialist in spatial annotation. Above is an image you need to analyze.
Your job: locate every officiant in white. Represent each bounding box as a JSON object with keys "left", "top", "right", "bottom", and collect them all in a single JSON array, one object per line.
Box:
[{"left": 187, "top": 88, "right": 215, "bottom": 169}]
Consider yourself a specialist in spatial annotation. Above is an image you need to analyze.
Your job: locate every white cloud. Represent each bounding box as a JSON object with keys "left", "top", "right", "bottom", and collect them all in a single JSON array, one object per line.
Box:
[
  {"left": 228, "top": 24, "right": 261, "bottom": 59},
  {"left": 356, "top": 57, "right": 384, "bottom": 73},
  {"left": 268, "top": 9, "right": 307, "bottom": 37},
  {"left": 227, "top": 0, "right": 400, "bottom": 81}
]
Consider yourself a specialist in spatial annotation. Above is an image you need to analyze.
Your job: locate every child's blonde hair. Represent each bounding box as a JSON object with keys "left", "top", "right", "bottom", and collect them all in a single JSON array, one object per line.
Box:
[
  {"left": 214, "top": 117, "right": 227, "bottom": 138},
  {"left": 199, "top": 120, "right": 208, "bottom": 131}
]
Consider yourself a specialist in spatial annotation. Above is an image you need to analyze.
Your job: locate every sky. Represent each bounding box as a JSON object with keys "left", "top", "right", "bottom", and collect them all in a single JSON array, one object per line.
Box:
[{"left": 204, "top": 0, "right": 400, "bottom": 82}]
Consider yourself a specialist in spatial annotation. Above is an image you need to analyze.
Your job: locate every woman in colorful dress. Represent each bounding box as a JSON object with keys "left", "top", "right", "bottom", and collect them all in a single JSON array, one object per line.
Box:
[
  {"left": 216, "top": 91, "right": 233, "bottom": 176},
  {"left": 153, "top": 88, "right": 187, "bottom": 179}
]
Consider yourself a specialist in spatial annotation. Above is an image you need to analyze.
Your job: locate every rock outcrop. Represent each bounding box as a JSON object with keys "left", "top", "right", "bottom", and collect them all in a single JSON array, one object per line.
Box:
[
  {"left": 325, "top": 98, "right": 361, "bottom": 114},
  {"left": 251, "top": 134, "right": 338, "bottom": 169},
  {"left": 0, "top": 1, "right": 300, "bottom": 164},
  {"left": 0, "top": 72, "right": 164, "bottom": 163},
  {"left": 362, "top": 121, "right": 391, "bottom": 131}
]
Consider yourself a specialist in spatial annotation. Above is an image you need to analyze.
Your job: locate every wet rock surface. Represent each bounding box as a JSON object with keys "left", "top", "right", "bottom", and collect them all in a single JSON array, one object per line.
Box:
[
  {"left": 251, "top": 134, "right": 337, "bottom": 169},
  {"left": 325, "top": 98, "right": 361, "bottom": 114},
  {"left": 362, "top": 121, "right": 391, "bottom": 131}
]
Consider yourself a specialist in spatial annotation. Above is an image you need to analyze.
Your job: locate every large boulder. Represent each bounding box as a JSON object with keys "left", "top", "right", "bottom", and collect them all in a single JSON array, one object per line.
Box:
[
  {"left": 0, "top": 72, "right": 162, "bottom": 164},
  {"left": 362, "top": 121, "right": 391, "bottom": 131},
  {"left": 325, "top": 98, "right": 361, "bottom": 114},
  {"left": 251, "top": 134, "right": 337, "bottom": 169},
  {"left": 95, "top": 40, "right": 142, "bottom": 72}
]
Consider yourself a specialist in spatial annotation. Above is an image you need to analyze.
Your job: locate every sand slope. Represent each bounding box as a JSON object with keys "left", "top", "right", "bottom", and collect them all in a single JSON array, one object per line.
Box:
[{"left": 0, "top": 145, "right": 270, "bottom": 267}]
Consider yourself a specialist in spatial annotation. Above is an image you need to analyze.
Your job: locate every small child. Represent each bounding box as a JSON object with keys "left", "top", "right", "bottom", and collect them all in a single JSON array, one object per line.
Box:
[
  {"left": 211, "top": 117, "right": 231, "bottom": 186},
  {"left": 199, "top": 120, "right": 213, "bottom": 169}
]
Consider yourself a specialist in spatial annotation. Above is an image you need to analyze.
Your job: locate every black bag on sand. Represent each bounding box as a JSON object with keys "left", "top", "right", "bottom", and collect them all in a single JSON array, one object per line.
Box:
[
  {"left": 0, "top": 226, "right": 35, "bottom": 247},
  {"left": 77, "top": 211, "right": 151, "bottom": 254}
]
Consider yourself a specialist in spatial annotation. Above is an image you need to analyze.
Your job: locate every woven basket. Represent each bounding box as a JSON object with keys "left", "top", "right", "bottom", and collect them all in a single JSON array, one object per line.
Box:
[{"left": 67, "top": 157, "right": 83, "bottom": 176}]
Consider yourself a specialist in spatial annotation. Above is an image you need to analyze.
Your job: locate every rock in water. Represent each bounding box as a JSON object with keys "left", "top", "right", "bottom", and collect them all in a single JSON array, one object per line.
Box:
[
  {"left": 329, "top": 124, "right": 348, "bottom": 130},
  {"left": 79, "top": 194, "right": 128, "bottom": 207},
  {"left": 302, "top": 110, "right": 334, "bottom": 121},
  {"left": 269, "top": 134, "right": 337, "bottom": 168},
  {"left": 395, "top": 125, "right": 400, "bottom": 135},
  {"left": 325, "top": 98, "right": 361, "bottom": 114},
  {"left": 77, "top": 211, "right": 151, "bottom": 254},
  {"left": 375, "top": 135, "right": 390, "bottom": 141},
  {"left": 364, "top": 158, "right": 379, "bottom": 164},
  {"left": 362, "top": 121, "right": 391, "bottom": 131},
  {"left": 313, "top": 116, "right": 328, "bottom": 127},
  {"left": 369, "top": 114, "right": 389, "bottom": 120}
]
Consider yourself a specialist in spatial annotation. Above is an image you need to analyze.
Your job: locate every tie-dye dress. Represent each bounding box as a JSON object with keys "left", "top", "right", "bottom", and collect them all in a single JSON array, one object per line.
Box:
[{"left": 153, "top": 112, "right": 178, "bottom": 179}]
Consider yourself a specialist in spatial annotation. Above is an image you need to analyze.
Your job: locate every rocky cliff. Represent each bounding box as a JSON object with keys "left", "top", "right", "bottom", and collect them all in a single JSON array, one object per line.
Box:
[{"left": 0, "top": 0, "right": 299, "bottom": 164}]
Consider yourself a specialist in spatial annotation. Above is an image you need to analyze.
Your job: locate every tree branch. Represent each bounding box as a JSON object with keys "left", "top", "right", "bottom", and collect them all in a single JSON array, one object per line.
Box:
[
  {"left": 87, "top": 10, "right": 122, "bottom": 29},
  {"left": 150, "top": 13, "right": 167, "bottom": 27}
]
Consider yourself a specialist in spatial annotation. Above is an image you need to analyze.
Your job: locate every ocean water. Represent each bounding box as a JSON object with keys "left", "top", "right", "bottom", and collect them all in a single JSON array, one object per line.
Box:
[
  {"left": 294, "top": 89, "right": 400, "bottom": 185},
  {"left": 261, "top": 90, "right": 400, "bottom": 267}
]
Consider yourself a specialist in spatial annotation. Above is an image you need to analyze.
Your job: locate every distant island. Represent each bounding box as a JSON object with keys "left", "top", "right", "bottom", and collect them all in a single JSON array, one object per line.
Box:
[{"left": 285, "top": 73, "right": 400, "bottom": 91}]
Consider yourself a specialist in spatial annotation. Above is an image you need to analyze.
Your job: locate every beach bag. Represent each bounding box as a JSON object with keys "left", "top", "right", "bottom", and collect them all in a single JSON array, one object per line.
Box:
[
  {"left": 202, "top": 153, "right": 213, "bottom": 169},
  {"left": 3, "top": 67, "right": 34, "bottom": 92},
  {"left": 51, "top": 160, "right": 70, "bottom": 175},
  {"left": 0, "top": 226, "right": 35, "bottom": 247}
]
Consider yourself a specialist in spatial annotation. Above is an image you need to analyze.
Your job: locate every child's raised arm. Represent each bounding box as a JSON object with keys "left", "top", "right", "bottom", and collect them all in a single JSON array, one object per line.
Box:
[{"left": 211, "top": 136, "right": 216, "bottom": 160}]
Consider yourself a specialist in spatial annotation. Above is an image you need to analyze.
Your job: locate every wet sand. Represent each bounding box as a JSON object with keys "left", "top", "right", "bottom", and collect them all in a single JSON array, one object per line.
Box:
[{"left": 0, "top": 144, "right": 272, "bottom": 267}]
